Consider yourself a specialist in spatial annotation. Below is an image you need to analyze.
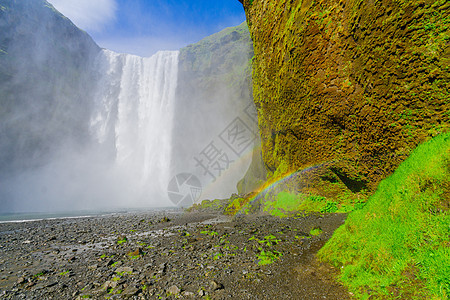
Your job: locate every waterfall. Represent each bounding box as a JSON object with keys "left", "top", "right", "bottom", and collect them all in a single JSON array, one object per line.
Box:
[{"left": 91, "top": 49, "right": 179, "bottom": 205}]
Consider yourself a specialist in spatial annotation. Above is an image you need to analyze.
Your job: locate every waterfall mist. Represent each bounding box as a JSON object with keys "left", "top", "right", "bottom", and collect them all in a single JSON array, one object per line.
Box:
[
  {"left": 1, "top": 50, "right": 181, "bottom": 213},
  {"left": 0, "top": 0, "right": 255, "bottom": 213}
]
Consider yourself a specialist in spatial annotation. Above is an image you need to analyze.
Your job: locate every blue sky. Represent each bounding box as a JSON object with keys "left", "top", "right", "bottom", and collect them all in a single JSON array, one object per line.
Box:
[{"left": 47, "top": 0, "right": 246, "bottom": 57}]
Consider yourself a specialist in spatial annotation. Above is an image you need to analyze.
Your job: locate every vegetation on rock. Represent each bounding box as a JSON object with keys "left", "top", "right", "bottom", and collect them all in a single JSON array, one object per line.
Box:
[
  {"left": 318, "top": 132, "right": 450, "bottom": 298},
  {"left": 239, "top": 0, "right": 449, "bottom": 297},
  {"left": 242, "top": 0, "right": 449, "bottom": 201}
]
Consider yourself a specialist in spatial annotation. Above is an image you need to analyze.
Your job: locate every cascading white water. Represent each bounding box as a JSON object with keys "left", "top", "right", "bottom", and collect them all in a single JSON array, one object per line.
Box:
[{"left": 91, "top": 49, "right": 179, "bottom": 205}]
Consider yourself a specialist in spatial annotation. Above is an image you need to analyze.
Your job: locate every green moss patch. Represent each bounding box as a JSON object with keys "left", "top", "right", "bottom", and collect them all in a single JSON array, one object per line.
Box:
[
  {"left": 309, "top": 227, "right": 323, "bottom": 236},
  {"left": 225, "top": 197, "right": 251, "bottom": 215},
  {"left": 261, "top": 191, "right": 366, "bottom": 217},
  {"left": 187, "top": 199, "right": 228, "bottom": 213},
  {"left": 318, "top": 133, "right": 450, "bottom": 299}
]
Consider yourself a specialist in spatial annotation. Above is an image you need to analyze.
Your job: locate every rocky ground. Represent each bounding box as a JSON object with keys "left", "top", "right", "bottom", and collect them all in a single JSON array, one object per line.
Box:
[{"left": 0, "top": 210, "right": 351, "bottom": 299}]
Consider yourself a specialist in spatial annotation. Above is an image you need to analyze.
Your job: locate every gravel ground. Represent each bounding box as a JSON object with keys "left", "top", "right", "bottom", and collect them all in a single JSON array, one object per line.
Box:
[{"left": 0, "top": 210, "right": 351, "bottom": 299}]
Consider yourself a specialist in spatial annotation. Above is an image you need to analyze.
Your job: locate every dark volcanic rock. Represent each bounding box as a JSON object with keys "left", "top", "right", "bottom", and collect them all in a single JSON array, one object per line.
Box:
[{"left": 0, "top": 210, "right": 351, "bottom": 299}]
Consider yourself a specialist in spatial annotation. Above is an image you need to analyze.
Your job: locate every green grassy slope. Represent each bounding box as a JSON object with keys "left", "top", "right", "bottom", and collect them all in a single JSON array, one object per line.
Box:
[{"left": 318, "top": 133, "right": 450, "bottom": 299}]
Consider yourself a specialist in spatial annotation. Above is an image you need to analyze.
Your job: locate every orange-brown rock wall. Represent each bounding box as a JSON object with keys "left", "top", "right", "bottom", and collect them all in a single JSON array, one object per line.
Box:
[{"left": 243, "top": 0, "right": 449, "bottom": 192}]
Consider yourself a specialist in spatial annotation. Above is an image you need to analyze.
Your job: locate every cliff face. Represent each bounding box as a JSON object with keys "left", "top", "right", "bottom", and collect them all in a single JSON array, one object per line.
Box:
[
  {"left": 242, "top": 0, "right": 449, "bottom": 196},
  {"left": 0, "top": 0, "right": 100, "bottom": 176}
]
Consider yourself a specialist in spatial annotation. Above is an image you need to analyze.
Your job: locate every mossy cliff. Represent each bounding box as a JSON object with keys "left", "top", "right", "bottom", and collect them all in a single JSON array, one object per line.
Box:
[
  {"left": 241, "top": 0, "right": 449, "bottom": 198},
  {"left": 237, "top": 1, "right": 449, "bottom": 297}
]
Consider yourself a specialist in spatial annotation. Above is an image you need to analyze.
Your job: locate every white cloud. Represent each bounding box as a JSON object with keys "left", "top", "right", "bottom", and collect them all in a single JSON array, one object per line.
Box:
[{"left": 47, "top": 0, "right": 117, "bottom": 33}]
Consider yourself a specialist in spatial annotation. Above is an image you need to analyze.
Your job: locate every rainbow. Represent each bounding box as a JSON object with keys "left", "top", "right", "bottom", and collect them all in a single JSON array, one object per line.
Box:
[{"left": 239, "top": 161, "right": 333, "bottom": 213}]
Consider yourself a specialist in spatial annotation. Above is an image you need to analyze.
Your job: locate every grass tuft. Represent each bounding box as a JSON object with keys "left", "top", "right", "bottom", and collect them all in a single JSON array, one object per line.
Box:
[
  {"left": 318, "top": 132, "right": 450, "bottom": 299},
  {"left": 262, "top": 191, "right": 365, "bottom": 217}
]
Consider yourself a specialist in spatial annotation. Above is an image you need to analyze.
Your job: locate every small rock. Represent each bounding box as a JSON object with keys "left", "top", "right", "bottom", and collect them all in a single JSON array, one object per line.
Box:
[
  {"left": 17, "top": 277, "right": 25, "bottom": 284},
  {"left": 143, "top": 263, "right": 152, "bottom": 269},
  {"left": 158, "top": 262, "right": 166, "bottom": 274},
  {"left": 127, "top": 248, "right": 143, "bottom": 257},
  {"left": 167, "top": 285, "right": 180, "bottom": 295},
  {"left": 182, "top": 291, "right": 195, "bottom": 297},
  {"left": 210, "top": 280, "right": 223, "bottom": 291},
  {"left": 101, "top": 280, "right": 118, "bottom": 291},
  {"left": 122, "top": 286, "right": 140, "bottom": 298},
  {"left": 115, "top": 266, "right": 133, "bottom": 274},
  {"left": 46, "top": 281, "right": 58, "bottom": 288},
  {"left": 198, "top": 289, "right": 205, "bottom": 296}
]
